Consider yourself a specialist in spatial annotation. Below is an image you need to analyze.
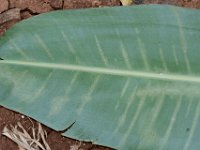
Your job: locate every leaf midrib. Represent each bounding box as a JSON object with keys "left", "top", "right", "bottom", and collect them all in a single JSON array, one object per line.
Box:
[{"left": 1, "top": 60, "right": 200, "bottom": 83}]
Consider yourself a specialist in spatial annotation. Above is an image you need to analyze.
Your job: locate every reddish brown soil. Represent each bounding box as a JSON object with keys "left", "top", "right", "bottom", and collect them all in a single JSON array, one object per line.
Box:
[{"left": 0, "top": 0, "right": 200, "bottom": 150}]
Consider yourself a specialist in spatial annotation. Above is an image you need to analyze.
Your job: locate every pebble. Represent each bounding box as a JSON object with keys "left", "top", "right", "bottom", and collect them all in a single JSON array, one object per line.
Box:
[{"left": 0, "top": 0, "right": 9, "bottom": 13}]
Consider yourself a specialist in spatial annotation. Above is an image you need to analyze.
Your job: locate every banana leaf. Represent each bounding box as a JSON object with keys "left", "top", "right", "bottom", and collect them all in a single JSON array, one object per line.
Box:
[{"left": 1, "top": 5, "right": 200, "bottom": 150}]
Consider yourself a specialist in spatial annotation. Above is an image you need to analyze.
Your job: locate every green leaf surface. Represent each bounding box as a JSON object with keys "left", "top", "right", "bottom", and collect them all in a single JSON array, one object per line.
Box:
[{"left": 1, "top": 5, "right": 200, "bottom": 150}]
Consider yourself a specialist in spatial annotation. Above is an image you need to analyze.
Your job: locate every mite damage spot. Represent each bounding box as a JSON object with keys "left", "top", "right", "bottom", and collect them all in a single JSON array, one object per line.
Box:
[{"left": 186, "top": 128, "right": 190, "bottom": 132}]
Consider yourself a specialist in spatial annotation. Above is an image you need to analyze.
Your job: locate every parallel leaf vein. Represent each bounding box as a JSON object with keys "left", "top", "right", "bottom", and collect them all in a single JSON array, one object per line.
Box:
[{"left": 1, "top": 60, "right": 200, "bottom": 83}]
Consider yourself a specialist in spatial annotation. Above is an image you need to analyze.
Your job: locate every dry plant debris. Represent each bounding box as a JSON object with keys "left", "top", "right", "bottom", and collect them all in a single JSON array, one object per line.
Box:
[
  {"left": 120, "top": 0, "right": 133, "bottom": 6},
  {"left": 2, "top": 122, "right": 51, "bottom": 150},
  {"left": 70, "top": 142, "right": 83, "bottom": 150}
]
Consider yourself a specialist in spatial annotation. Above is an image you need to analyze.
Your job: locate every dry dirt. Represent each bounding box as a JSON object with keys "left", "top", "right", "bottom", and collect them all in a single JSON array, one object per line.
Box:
[{"left": 0, "top": 0, "right": 200, "bottom": 150}]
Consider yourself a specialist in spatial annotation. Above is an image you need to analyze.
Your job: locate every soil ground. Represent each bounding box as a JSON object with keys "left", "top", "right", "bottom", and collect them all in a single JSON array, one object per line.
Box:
[{"left": 0, "top": 0, "right": 200, "bottom": 150}]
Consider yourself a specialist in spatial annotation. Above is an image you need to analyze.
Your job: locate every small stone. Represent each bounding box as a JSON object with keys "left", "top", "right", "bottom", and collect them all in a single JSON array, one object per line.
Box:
[
  {"left": 9, "top": 0, "right": 28, "bottom": 10},
  {"left": 0, "top": 8, "right": 21, "bottom": 24},
  {"left": 63, "top": 0, "right": 120, "bottom": 9},
  {"left": 21, "top": 11, "right": 32, "bottom": 19},
  {"left": 43, "top": 0, "right": 51, "bottom": 3},
  {"left": 29, "top": 0, "right": 53, "bottom": 13},
  {"left": 9, "top": 0, "right": 15, "bottom": 8},
  {"left": 50, "top": 0, "right": 63, "bottom": 9},
  {"left": 0, "top": 0, "right": 9, "bottom": 13},
  {"left": 9, "top": 0, "right": 53, "bottom": 13}
]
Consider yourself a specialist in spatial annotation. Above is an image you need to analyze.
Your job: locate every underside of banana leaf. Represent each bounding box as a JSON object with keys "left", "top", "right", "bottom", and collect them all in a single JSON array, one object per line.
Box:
[{"left": 0, "top": 4, "right": 200, "bottom": 150}]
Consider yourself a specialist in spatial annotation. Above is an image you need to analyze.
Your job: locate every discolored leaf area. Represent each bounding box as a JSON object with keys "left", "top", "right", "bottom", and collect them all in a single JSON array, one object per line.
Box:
[{"left": 0, "top": 5, "right": 200, "bottom": 150}]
